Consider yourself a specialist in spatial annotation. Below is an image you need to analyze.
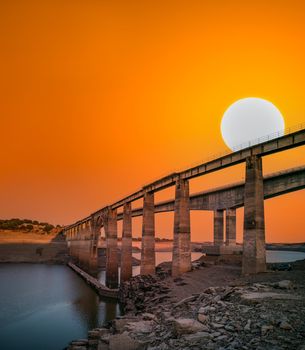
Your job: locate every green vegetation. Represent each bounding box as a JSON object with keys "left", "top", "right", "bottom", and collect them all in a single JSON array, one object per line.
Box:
[{"left": 0, "top": 218, "right": 61, "bottom": 234}]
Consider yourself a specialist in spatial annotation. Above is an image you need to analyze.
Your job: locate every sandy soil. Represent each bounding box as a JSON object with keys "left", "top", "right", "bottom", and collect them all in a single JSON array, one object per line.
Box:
[{"left": 0, "top": 230, "right": 68, "bottom": 263}]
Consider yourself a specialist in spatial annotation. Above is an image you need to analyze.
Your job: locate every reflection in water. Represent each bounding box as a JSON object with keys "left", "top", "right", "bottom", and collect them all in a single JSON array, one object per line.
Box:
[{"left": 0, "top": 264, "right": 120, "bottom": 350}]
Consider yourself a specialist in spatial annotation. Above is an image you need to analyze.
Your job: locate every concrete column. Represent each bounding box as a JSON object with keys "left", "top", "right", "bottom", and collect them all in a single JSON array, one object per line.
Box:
[
  {"left": 105, "top": 208, "right": 119, "bottom": 288},
  {"left": 226, "top": 208, "right": 236, "bottom": 245},
  {"left": 214, "top": 209, "right": 224, "bottom": 245},
  {"left": 140, "top": 191, "right": 155, "bottom": 275},
  {"left": 120, "top": 202, "right": 133, "bottom": 283},
  {"left": 242, "top": 155, "right": 266, "bottom": 274},
  {"left": 172, "top": 178, "right": 191, "bottom": 277},
  {"left": 89, "top": 221, "right": 99, "bottom": 275}
]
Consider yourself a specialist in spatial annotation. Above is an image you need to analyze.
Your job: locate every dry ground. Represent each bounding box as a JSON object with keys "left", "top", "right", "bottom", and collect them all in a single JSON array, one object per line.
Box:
[{"left": 0, "top": 230, "right": 68, "bottom": 263}]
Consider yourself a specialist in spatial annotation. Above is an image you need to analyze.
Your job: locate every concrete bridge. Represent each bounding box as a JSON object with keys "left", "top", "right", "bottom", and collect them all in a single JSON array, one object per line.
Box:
[{"left": 64, "top": 126, "right": 305, "bottom": 289}]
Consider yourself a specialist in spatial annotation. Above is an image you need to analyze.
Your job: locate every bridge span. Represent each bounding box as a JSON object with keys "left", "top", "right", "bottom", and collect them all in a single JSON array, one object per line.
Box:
[{"left": 64, "top": 127, "right": 305, "bottom": 289}]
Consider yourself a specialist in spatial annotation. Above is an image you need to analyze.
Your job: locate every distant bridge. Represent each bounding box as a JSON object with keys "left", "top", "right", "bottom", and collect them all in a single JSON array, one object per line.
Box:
[{"left": 64, "top": 125, "right": 305, "bottom": 289}]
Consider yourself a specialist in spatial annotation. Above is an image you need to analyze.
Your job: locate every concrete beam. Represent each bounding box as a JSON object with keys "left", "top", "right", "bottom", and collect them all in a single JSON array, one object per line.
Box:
[
  {"left": 242, "top": 156, "right": 266, "bottom": 274},
  {"left": 113, "top": 165, "right": 305, "bottom": 219},
  {"left": 120, "top": 202, "right": 133, "bottom": 283},
  {"left": 65, "top": 128, "right": 305, "bottom": 230},
  {"left": 214, "top": 209, "right": 224, "bottom": 245},
  {"left": 226, "top": 208, "right": 236, "bottom": 245},
  {"left": 140, "top": 192, "right": 156, "bottom": 275},
  {"left": 172, "top": 178, "right": 191, "bottom": 277},
  {"left": 105, "top": 208, "right": 119, "bottom": 288}
]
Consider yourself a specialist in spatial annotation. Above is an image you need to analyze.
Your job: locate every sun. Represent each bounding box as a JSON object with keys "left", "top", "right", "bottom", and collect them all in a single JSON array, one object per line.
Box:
[{"left": 221, "top": 97, "right": 285, "bottom": 151}]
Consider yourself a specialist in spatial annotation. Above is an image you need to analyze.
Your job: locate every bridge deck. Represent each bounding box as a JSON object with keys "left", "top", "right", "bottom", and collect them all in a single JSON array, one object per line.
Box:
[{"left": 66, "top": 128, "right": 305, "bottom": 229}]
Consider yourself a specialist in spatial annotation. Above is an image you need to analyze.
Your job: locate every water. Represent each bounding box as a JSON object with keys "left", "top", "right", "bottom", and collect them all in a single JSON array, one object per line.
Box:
[
  {"left": 1, "top": 250, "right": 305, "bottom": 350},
  {"left": 266, "top": 250, "right": 305, "bottom": 263},
  {"left": 0, "top": 264, "right": 120, "bottom": 350}
]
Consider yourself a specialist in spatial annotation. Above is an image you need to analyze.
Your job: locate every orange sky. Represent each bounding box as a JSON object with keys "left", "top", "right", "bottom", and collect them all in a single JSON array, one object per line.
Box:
[{"left": 0, "top": 0, "right": 304, "bottom": 242}]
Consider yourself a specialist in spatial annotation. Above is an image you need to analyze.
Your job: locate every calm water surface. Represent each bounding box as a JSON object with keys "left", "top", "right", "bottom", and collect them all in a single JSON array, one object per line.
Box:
[
  {"left": 1, "top": 250, "right": 305, "bottom": 350},
  {"left": 0, "top": 264, "right": 120, "bottom": 350}
]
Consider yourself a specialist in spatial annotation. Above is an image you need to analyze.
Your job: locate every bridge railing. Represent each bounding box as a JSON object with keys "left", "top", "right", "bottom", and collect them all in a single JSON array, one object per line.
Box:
[
  {"left": 142, "top": 121, "right": 305, "bottom": 187},
  {"left": 65, "top": 121, "right": 305, "bottom": 229},
  {"left": 232, "top": 122, "right": 305, "bottom": 151}
]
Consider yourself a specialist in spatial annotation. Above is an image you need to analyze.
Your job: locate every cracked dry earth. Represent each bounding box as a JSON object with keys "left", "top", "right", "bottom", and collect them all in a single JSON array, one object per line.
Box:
[{"left": 67, "top": 260, "right": 305, "bottom": 350}]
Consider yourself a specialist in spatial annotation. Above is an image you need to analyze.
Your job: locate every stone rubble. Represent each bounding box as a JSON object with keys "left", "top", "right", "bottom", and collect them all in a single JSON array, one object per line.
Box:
[{"left": 67, "top": 277, "right": 305, "bottom": 350}]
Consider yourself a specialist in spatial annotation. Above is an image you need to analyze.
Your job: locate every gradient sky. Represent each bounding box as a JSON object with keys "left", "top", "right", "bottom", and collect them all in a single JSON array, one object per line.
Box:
[{"left": 1, "top": 0, "right": 305, "bottom": 242}]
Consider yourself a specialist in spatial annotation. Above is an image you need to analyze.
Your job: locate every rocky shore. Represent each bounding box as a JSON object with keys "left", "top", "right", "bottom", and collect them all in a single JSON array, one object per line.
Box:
[{"left": 67, "top": 258, "right": 305, "bottom": 350}]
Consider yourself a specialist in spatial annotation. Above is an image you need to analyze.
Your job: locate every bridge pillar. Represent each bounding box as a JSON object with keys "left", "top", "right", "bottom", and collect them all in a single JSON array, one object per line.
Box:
[
  {"left": 172, "top": 178, "right": 191, "bottom": 277},
  {"left": 226, "top": 208, "right": 236, "bottom": 245},
  {"left": 89, "top": 221, "right": 99, "bottom": 275},
  {"left": 242, "top": 155, "right": 266, "bottom": 274},
  {"left": 120, "top": 202, "right": 133, "bottom": 283},
  {"left": 140, "top": 191, "right": 156, "bottom": 275},
  {"left": 105, "top": 208, "right": 119, "bottom": 288},
  {"left": 214, "top": 209, "right": 224, "bottom": 245}
]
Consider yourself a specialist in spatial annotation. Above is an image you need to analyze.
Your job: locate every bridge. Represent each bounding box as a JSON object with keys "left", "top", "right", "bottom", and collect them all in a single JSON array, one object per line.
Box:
[{"left": 63, "top": 125, "right": 305, "bottom": 289}]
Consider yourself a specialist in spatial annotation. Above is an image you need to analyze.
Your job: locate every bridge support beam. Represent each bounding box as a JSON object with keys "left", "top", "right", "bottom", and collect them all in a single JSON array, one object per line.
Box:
[
  {"left": 105, "top": 208, "right": 119, "bottom": 288},
  {"left": 214, "top": 209, "right": 224, "bottom": 245},
  {"left": 242, "top": 155, "right": 266, "bottom": 274},
  {"left": 140, "top": 191, "right": 156, "bottom": 275},
  {"left": 226, "top": 208, "right": 236, "bottom": 245},
  {"left": 172, "top": 178, "right": 191, "bottom": 276},
  {"left": 120, "top": 202, "right": 133, "bottom": 283},
  {"left": 89, "top": 222, "right": 99, "bottom": 275}
]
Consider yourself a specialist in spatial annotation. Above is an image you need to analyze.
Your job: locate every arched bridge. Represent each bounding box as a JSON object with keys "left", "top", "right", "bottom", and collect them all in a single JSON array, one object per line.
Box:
[{"left": 63, "top": 126, "right": 305, "bottom": 289}]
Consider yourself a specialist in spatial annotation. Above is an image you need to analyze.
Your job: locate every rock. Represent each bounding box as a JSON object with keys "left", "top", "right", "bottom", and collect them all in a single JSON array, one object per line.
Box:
[
  {"left": 261, "top": 325, "right": 274, "bottom": 336},
  {"left": 88, "top": 338, "right": 99, "bottom": 347},
  {"left": 210, "top": 332, "right": 221, "bottom": 338},
  {"left": 88, "top": 330, "right": 100, "bottom": 339},
  {"left": 276, "top": 280, "right": 294, "bottom": 289},
  {"left": 142, "top": 313, "right": 157, "bottom": 321},
  {"left": 173, "top": 318, "right": 208, "bottom": 334},
  {"left": 279, "top": 321, "right": 293, "bottom": 330},
  {"left": 213, "top": 295, "right": 221, "bottom": 302},
  {"left": 224, "top": 325, "right": 235, "bottom": 332},
  {"left": 204, "top": 287, "right": 217, "bottom": 295},
  {"left": 198, "top": 306, "right": 215, "bottom": 314},
  {"left": 98, "top": 341, "right": 109, "bottom": 350},
  {"left": 113, "top": 318, "right": 138, "bottom": 333},
  {"left": 98, "top": 328, "right": 111, "bottom": 337},
  {"left": 109, "top": 332, "right": 144, "bottom": 350},
  {"left": 71, "top": 340, "right": 89, "bottom": 346},
  {"left": 244, "top": 319, "right": 251, "bottom": 331},
  {"left": 211, "top": 323, "right": 224, "bottom": 329},
  {"left": 183, "top": 331, "right": 211, "bottom": 343},
  {"left": 216, "top": 334, "right": 228, "bottom": 341},
  {"left": 198, "top": 313, "right": 208, "bottom": 323},
  {"left": 241, "top": 292, "right": 302, "bottom": 302},
  {"left": 125, "top": 320, "right": 155, "bottom": 334}
]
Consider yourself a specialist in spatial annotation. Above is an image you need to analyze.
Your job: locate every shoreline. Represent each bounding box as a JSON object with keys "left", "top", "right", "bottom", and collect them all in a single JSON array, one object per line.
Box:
[{"left": 67, "top": 257, "right": 305, "bottom": 350}]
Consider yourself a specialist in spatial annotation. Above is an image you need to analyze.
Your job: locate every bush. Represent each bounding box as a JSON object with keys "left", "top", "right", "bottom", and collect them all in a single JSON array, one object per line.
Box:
[
  {"left": 0, "top": 218, "right": 55, "bottom": 233},
  {"left": 43, "top": 224, "right": 54, "bottom": 233}
]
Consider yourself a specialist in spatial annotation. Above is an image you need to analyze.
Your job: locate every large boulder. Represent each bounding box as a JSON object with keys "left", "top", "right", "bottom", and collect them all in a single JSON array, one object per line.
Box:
[
  {"left": 108, "top": 332, "right": 144, "bottom": 350},
  {"left": 125, "top": 320, "right": 155, "bottom": 334},
  {"left": 173, "top": 318, "right": 208, "bottom": 335}
]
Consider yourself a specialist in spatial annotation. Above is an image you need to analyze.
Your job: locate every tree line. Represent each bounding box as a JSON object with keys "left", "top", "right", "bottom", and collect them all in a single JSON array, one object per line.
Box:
[{"left": 0, "top": 218, "right": 61, "bottom": 233}]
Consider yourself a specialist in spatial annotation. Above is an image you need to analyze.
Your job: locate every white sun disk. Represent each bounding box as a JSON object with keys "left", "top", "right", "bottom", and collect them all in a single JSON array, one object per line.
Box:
[{"left": 221, "top": 98, "right": 285, "bottom": 151}]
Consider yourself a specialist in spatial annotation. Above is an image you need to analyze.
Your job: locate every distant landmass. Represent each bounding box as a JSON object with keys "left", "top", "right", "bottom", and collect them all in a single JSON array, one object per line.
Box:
[{"left": 0, "top": 218, "right": 62, "bottom": 234}]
